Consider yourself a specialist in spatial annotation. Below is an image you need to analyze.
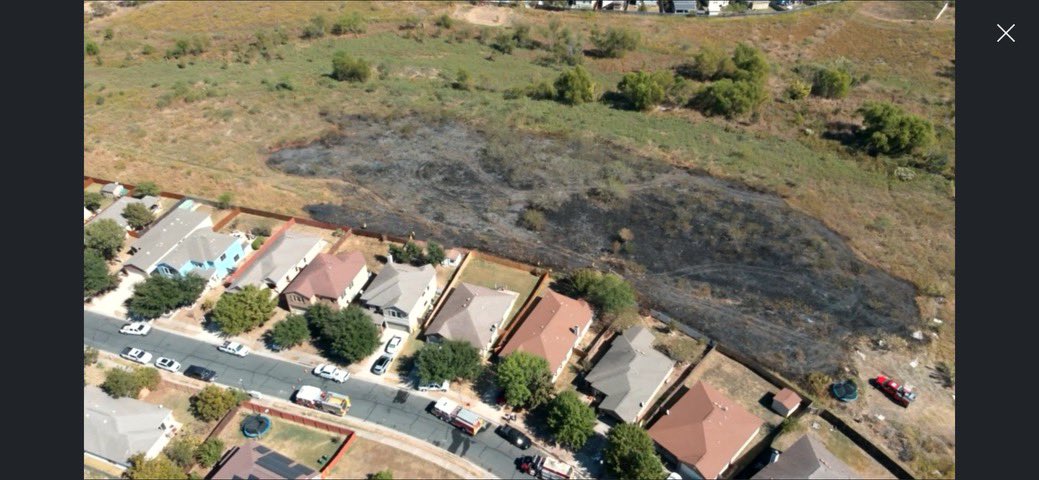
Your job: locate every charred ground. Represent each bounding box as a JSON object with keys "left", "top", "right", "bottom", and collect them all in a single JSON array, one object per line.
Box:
[{"left": 269, "top": 113, "right": 919, "bottom": 377}]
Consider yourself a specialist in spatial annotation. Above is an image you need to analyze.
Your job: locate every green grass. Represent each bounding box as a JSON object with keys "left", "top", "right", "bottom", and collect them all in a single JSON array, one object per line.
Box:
[
  {"left": 457, "top": 257, "right": 539, "bottom": 325},
  {"left": 219, "top": 412, "right": 341, "bottom": 470}
]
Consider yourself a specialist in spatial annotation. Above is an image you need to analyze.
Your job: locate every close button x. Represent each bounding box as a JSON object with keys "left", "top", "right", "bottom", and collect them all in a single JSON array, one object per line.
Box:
[{"left": 997, "top": 24, "right": 1016, "bottom": 43}]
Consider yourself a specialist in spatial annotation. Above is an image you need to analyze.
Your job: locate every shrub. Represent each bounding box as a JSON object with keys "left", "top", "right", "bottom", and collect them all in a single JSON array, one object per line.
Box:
[
  {"left": 806, "top": 371, "right": 833, "bottom": 400},
  {"left": 687, "top": 46, "right": 736, "bottom": 81},
  {"left": 301, "top": 15, "right": 328, "bottom": 39},
  {"left": 554, "top": 66, "right": 595, "bottom": 105},
  {"left": 590, "top": 27, "right": 639, "bottom": 58},
  {"left": 617, "top": 71, "right": 673, "bottom": 111},
  {"left": 400, "top": 15, "right": 422, "bottom": 30},
  {"left": 452, "top": 68, "right": 473, "bottom": 91},
  {"left": 857, "top": 102, "right": 935, "bottom": 155},
  {"left": 216, "top": 192, "right": 233, "bottom": 209},
  {"left": 425, "top": 242, "right": 446, "bottom": 265},
  {"left": 731, "top": 43, "right": 769, "bottom": 84},
  {"left": 164, "top": 436, "right": 199, "bottom": 468},
  {"left": 372, "top": 470, "right": 393, "bottom": 480},
  {"left": 84, "top": 346, "right": 99, "bottom": 366},
  {"left": 211, "top": 284, "right": 277, "bottom": 335},
  {"left": 125, "top": 453, "right": 187, "bottom": 480},
  {"left": 548, "top": 27, "right": 583, "bottom": 66},
  {"left": 787, "top": 79, "right": 811, "bottom": 100},
  {"left": 191, "top": 385, "right": 246, "bottom": 422},
  {"left": 141, "top": 44, "right": 156, "bottom": 56},
  {"left": 267, "top": 315, "right": 309, "bottom": 350},
  {"left": 251, "top": 236, "right": 266, "bottom": 250},
  {"left": 519, "top": 208, "right": 546, "bottom": 231},
  {"left": 560, "top": 269, "right": 636, "bottom": 316},
  {"left": 102, "top": 367, "right": 161, "bottom": 399},
  {"left": 250, "top": 224, "right": 272, "bottom": 237},
  {"left": 166, "top": 36, "right": 208, "bottom": 59},
  {"left": 434, "top": 14, "right": 454, "bottom": 29},
  {"left": 104, "top": 28, "right": 115, "bottom": 40},
  {"left": 692, "top": 79, "right": 766, "bottom": 118},
  {"left": 512, "top": 23, "right": 535, "bottom": 49},
  {"left": 194, "top": 438, "right": 225, "bottom": 468},
  {"left": 133, "top": 181, "right": 161, "bottom": 197},
  {"left": 84, "top": 191, "right": 104, "bottom": 211},
  {"left": 85, "top": 39, "right": 100, "bottom": 56},
  {"left": 331, "top": 12, "right": 366, "bottom": 35},
  {"left": 812, "top": 68, "right": 852, "bottom": 98},
  {"left": 331, "top": 51, "right": 371, "bottom": 82},
  {"left": 492, "top": 32, "right": 516, "bottom": 54}
]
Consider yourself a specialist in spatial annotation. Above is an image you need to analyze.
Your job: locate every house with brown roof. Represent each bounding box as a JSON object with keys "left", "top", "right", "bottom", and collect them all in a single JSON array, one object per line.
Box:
[
  {"left": 752, "top": 435, "right": 858, "bottom": 479},
  {"left": 207, "top": 440, "right": 318, "bottom": 479},
  {"left": 498, "top": 290, "right": 593, "bottom": 381},
  {"left": 771, "top": 388, "right": 802, "bottom": 418},
  {"left": 283, "top": 251, "right": 370, "bottom": 313},
  {"left": 648, "top": 381, "right": 764, "bottom": 480},
  {"left": 425, "top": 282, "right": 518, "bottom": 356}
]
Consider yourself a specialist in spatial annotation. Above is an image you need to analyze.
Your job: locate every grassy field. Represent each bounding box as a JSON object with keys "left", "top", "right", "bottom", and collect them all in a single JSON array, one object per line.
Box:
[{"left": 217, "top": 411, "right": 343, "bottom": 471}]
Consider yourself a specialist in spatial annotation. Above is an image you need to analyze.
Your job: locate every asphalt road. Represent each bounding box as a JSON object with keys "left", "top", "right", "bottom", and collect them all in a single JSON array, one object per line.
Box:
[{"left": 84, "top": 311, "right": 535, "bottom": 478}]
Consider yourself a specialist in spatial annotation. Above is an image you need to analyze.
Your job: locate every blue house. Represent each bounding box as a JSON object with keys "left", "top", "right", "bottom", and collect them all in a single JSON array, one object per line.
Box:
[{"left": 155, "top": 230, "right": 246, "bottom": 285}]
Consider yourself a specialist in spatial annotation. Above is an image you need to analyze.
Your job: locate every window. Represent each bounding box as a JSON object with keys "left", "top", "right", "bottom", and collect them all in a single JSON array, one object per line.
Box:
[
  {"left": 233, "top": 254, "right": 240, "bottom": 261},
  {"left": 220, "top": 253, "right": 226, "bottom": 261}
]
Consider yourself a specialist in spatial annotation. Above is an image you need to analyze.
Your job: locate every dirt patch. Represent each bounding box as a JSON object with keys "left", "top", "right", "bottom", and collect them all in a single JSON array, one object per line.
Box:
[
  {"left": 266, "top": 113, "right": 920, "bottom": 379},
  {"left": 455, "top": 4, "right": 514, "bottom": 27},
  {"left": 330, "top": 437, "right": 461, "bottom": 479}
]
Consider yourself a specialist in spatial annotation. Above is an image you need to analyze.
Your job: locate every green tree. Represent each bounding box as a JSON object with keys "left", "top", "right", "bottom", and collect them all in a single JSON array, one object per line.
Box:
[
  {"left": 617, "top": 71, "right": 673, "bottom": 111},
  {"left": 549, "top": 27, "right": 583, "bottom": 66},
  {"left": 731, "top": 43, "right": 769, "bottom": 84},
  {"left": 211, "top": 285, "right": 277, "bottom": 335},
  {"left": 122, "top": 202, "right": 156, "bottom": 230},
  {"left": 84, "top": 219, "right": 126, "bottom": 260},
  {"left": 812, "top": 68, "right": 852, "bottom": 99},
  {"left": 786, "top": 79, "right": 811, "bottom": 100},
  {"left": 85, "top": 346, "right": 99, "bottom": 366},
  {"left": 554, "top": 66, "right": 595, "bottom": 105},
  {"left": 194, "top": 438, "right": 225, "bottom": 468},
  {"left": 389, "top": 241, "right": 425, "bottom": 265},
  {"left": 302, "top": 15, "right": 328, "bottom": 39},
  {"left": 857, "top": 102, "right": 936, "bottom": 155},
  {"left": 604, "top": 423, "right": 665, "bottom": 480},
  {"left": 590, "top": 27, "right": 639, "bottom": 58},
  {"left": 372, "top": 470, "right": 394, "bottom": 480},
  {"left": 267, "top": 314, "right": 310, "bottom": 350},
  {"left": 415, "top": 340, "right": 482, "bottom": 384},
  {"left": 562, "top": 269, "right": 637, "bottom": 316},
  {"left": 85, "top": 249, "right": 118, "bottom": 298},
  {"left": 190, "top": 385, "right": 244, "bottom": 422},
  {"left": 425, "top": 242, "right": 446, "bottom": 266},
  {"left": 216, "top": 192, "right": 233, "bottom": 209},
  {"left": 519, "top": 209, "right": 546, "bottom": 231},
  {"left": 497, "top": 352, "right": 553, "bottom": 408},
  {"left": 692, "top": 78, "right": 766, "bottom": 119},
  {"left": 101, "top": 367, "right": 161, "bottom": 399},
  {"left": 547, "top": 391, "right": 596, "bottom": 449},
  {"left": 124, "top": 453, "right": 188, "bottom": 480},
  {"left": 133, "top": 181, "right": 160, "bottom": 198},
  {"left": 127, "top": 274, "right": 206, "bottom": 320},
  {"left": 85, "top": 38, "right": 100, "bottom": 56},
  {"left": 331, "top": 12, "right": 366, "bottom": 35},
  {"left": 316, "top": 305, "right": 381, "bottom": 364},
  {"left": 164, "top": 436, "right": 199, "bottom": 468},
  {"left": 251, "top": 236, "right": 266, "bottom": 251},
  {"left": 331, "top": 51, "right": 371, "bottom": 82},
  {"left": 689, "top": 46, "right": 737, "bottom": 81},
  {"left": 85, "top": 191, "right": 104, "bottom": 211}
]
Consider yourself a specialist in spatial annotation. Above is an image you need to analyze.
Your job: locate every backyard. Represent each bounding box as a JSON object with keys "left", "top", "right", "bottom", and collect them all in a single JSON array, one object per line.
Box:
[
  {"left": 456, "top": 256, "right": 541, "bottom": 325},
  {"left": 773, "top": 412, "right": 895, "bottom": 479},
  {"left": 216, "top": 411, "right": 344, "bottom": 472},
  {"left": 327, "top": 436, "right": 460, "bottom": 479}
]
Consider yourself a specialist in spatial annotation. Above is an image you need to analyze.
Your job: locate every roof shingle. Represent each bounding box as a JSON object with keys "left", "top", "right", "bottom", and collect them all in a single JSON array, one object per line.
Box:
[{"left": 498, "top": 291, "right": 593, "bottom": 375}]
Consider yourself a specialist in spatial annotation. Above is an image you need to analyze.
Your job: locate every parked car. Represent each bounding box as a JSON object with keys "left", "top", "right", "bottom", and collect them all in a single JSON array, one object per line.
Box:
[
  {"left": 385, "top": 335, "right": 403, "bottom": 354},
  {"left": 496, "top": 424, "right": 532, "bottom": 450},
  {"left": 119, "top": 322, "right": 152, "bottom": 336},
  {"left": 418, "top": 379, "right": 450, "bottom": 392},
  {"left": 154, "top": 357, "right": 181, "bottom": 373},
  {"left": 183, "top": 365, "right": 218, "bottom": 382},
  {"left": 313, "top": 364, "right": 350, "bottom": 383},
  {"left": 218, "top": 341, "right": 250, "bottom": 357},
  {"left": 120, "top": 347, "right": 152, "bottom": 364},
  {"left": 372, "top": 355, "right": 392, "bottom": 375}
]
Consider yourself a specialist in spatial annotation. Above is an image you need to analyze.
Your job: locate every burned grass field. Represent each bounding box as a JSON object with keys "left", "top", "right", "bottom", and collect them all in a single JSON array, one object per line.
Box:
[{"left": 269, "top": 113, "right": 918, "bottom": 377}]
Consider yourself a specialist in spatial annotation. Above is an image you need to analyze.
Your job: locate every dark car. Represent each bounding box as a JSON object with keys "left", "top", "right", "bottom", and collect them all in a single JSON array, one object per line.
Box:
[
  {"left": 496, "top": 424, "right": 532, "bottom": 450},
  {"left": 371, "top": 355, "right": 392, "bottom": 375},
  {"left": 183, "top": 365, "right": 218, "bottom": 382}
]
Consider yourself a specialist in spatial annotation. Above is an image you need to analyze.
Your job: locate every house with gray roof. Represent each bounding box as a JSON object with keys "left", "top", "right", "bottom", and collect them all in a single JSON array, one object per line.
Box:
[
  {"left": 124, "top": 207, "right": 213, "bottom": 276},
  {"left": 752, "top": 435, "right": 858, "bottom": 479},
  {"left": 83, "top": 385, "right": 177, "bottom": 467},
  {"left": 360, "top": 262, "right": 437, "bottom": 332},
  {"left": 227, "top": 231, "right": 326, "bottom": 294},
  {"left": 100, "top": 182, "right": 128, "bottom": 198},
  {"left": 155, "top": 229, "right": 245, "bottom": 285},
  {"left": 585, "top": 325, "right": 676, "bottom": 423},
  {"left": 88, "top": 195, "right": 161, "bottom": 230},
  {"left": 425, "top": 282, "right": 519, "bottom": 356}
]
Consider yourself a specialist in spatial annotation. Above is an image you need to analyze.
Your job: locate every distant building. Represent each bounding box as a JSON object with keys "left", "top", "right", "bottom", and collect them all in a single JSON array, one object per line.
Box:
[
  {"left": 83, "top": 385, "right": 177, "bottom": 468},
  {"left": 425, "top": 282, "right": 519, "bottom": 356},
  {"left": 584, "top": 325, "right": 676, "bottom": 423},
  {"left": 208, "top": 440, "right": 319, "bottom": 480},
  {"left": 706, "top": 0, "right": 732, "bottom": 15},
  {"left": 283, "top": 251, "right": 370, "bottom": 313},
  {"left": 771, "top": 388, "right": 802, "bottom": 417},
  {"left": 498, "top": 290, "right": 593, "bottom": 381},
  {"left": 360, "top": 262, "right": 437, "bottom": 332},
  {"left": 749, "top": 0, "right": 772, "bottom": 10},
  {"left": 673, "top": 0, "right": 699, "bottom": 13},
  {"left": 752, "top": 435, "right": 858, "bottom": 479}
]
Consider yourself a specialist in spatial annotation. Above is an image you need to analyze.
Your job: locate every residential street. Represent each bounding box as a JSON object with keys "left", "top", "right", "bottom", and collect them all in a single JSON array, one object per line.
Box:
[{"left": 84, "top": 310, "right": 534, "bottom": 479}]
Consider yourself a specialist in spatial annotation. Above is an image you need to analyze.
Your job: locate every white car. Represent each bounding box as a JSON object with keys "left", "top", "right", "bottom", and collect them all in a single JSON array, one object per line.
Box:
[
  {"left": 313, "top": 364, "right": 350, "bottom": 383},
  {"left": 120, "top": 347, "right": 153, "bottom": 364},
  {"left": 418, "top": 379, "right": 450, "bottom": 392},
  {"left": 154, "top": 357, "right": 181, "bottom": 373},
  {"left": 218, "top": 341, "right": 250, "bottom": 357},
  {"left": 119, "top": 322, "right": 152, "bottom": 336},
  {"left": 385, "top": 336, "right": 403, "bottom": 355}
]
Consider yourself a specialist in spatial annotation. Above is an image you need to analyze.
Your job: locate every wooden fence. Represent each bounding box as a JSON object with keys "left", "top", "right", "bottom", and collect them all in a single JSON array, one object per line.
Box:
[
  {"left": 222, "top": 218, "right": 296, "bottom": 287},
  {"left": 491, "top": 272, "right": 552, "bottom": 356},
  {"left": 240, "top": 402, "right": 354, "bottom": 436},
  {"left": 211, "top": 208, "right": 241, "bottom": 232}
]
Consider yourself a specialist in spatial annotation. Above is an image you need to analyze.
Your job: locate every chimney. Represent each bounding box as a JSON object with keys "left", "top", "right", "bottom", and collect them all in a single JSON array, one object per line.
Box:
[{"left": 665, "top": 409, "right": 670, "bottom": 415}]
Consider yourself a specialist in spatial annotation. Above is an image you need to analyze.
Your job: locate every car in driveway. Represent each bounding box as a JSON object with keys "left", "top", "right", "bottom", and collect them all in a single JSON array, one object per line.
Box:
[
  {"left": 218, "top": 341, "right": 250, "bottom": 357},
  {"left": 371, "top": 355, "right": 392, "bottom": 375},
  {"left": 385, "top": 335, "right": 403, "bottom": 354},
  {"left": 313, "top": 364, "right": 350, "bottom": 383},
  {"left": 183, "top": 365, "right": 218, "bottom": 382},
  {"left": 418, "top": 379, "right": 450, "bottom": 392},
  {"left": 154, "top": 357, "right": 181, "bottom": 373},
  {"left": 119, "top": 322, "right": 152, "bottom": 336},
  {"left": 496, "top": 424, "right": 532, "bottom": 450},
  {"left": 120, "top": 347, "right": 152, "bottom": 364}
]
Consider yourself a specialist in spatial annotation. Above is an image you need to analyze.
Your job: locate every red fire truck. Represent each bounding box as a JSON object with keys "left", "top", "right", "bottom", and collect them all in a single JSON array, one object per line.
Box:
[{"left": 431, "top": 398, "right": 486, "bottom": 435}]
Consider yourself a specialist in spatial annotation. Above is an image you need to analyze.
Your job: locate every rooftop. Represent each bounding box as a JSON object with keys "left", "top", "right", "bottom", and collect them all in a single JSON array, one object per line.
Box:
[
  {"left": 360, "top": 262, "right": 436, "bottom": 313},
  {"left": 752, "top": 435, "right": 858, "bottom": 479},
  {"left": 208, "top": 440, "right": 318, "bottom": 480},
  {"left": 284, "top": 251, "right": 367, "bottom": 300},
  {"left": 125, "top": 207, "right": 212, "bottom": 273},
  {"left": 584, "top": 325, "right": 676, "bottom": 423},
  {"left": 425, "top": 282, "right": 519, "bottom": 350},
  {"left": 498, "top": 290, "right": 593, "bottom": 374},
  {"left": 83, "top": 385, "right": 172, "bottom": 466},
  {"left": 229, "top": 231, "right": 326, "bottom": 291}
]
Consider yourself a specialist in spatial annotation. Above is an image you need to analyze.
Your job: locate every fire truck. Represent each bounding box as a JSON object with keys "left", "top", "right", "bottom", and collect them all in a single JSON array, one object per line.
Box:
[
  {"left": 431, "top": 398, "right": 486, "bottom": 435},
  {"left": 294, "top": 385, "right": 351, "bottom": 416},
  {"left": 519, "top": 455, "right": 574, "bottom": 480}
]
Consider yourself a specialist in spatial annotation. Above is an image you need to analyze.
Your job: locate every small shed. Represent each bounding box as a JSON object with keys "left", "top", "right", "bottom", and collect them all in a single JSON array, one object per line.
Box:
[
  {"left": 101, "top": 182, "right": 127, "bottom": 198},
  {"left": 441, "top": 248, "right": 464, "bottom": 267},
  {"left": 772, "top": 388, "right": 802, "bottom": 417}
]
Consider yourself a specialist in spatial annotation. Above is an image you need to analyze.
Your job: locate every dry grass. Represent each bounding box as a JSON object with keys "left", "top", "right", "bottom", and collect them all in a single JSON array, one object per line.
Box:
[
  {"left": 329, "top": 436, "right": 461, "bottom": 479},
  {"left": 332, "top": 234, "right": 394, "bottom": 273},
  {"left": 143, "top": 383, "right": 216, "bottom": 438},
  {"left": 773, "top": 412, "right": 895, "bottom": 479},
  {"left": 217, "top": 411, "right": 342, "bottom": 470}
]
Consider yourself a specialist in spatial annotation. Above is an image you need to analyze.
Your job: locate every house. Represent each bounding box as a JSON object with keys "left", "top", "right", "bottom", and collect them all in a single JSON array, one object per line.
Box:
[
  {"left": 752, "top": 435, "right": 858, "bottom": 479},
  {"left": 154, "top": 229, "right": 246, "bottom": 286},
  {"left": 123, "top": 208, "right": 213, "bottom": 276},
  {"left": 749, "top": 0, "right": 771, "bottom": 10},
  {"left": 672, "top": 0, "right": 698, "bottom": 13},
  {"left": 771, "top": 388, "right": 802, "bottom": 418},
  {"left": 88, "top": 195, "right": 161, "bottom": 231},
  {"left": 100, "top": 182, "right": 128, "bottom": 198},
  {"left": 83, "top": 385, "right": 177, "bottom": 468},
  {"left": 498, "top": 290, "right": 593, "bottom": 381},
  {"left": 359, "top": 262, "right": 437, "bottom": 332},
  {"left": 283, "top": 251, "right": 370, "bottom": 313},
  {"left": 208, "top": 440, "right": 319, "bottom": 480},
  {"left": 228, "top": 231, "right": 327, "bottom": 294},
  {"left": 441, "top": 248, "right": 465, "bottom": 267},
  {"left": 568, "top": 0, "right": 597, "bottom": 9},
  {"left": 706, "top": 0, "right": 731, "bottom": 15},
  {"left": 425, "top": 283, "right": 519, "bottom": 356},
  {"left": 584, "top": 325, "right": 676, "bottom": 423},
  {"left": 648, "top": 381, "right": 764, "bottom": 480}
]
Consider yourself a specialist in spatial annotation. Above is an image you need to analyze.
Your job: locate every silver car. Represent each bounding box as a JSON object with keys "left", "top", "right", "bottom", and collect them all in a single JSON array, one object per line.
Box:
[
  {"left": 120, "top": 347, "right": 153, "bottom": 364},
  {"left": 154, "top": 357, "right": 181, "bottom": 373}
]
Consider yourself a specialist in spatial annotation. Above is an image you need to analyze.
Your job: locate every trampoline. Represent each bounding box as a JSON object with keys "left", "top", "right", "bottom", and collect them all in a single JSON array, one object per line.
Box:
[
  {"left": 241, "top": 414, "right": 272, "bottom": 438},
  {"left": 831, "top": 380, "right": 859, "bottom": 402}
]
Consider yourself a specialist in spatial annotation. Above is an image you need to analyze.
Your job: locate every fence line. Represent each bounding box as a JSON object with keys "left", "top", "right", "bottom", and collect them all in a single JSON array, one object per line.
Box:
[
  {"left": 819, "top": 409, "right": 916, "bottom": 479},
  {"left": 240, "top": 402, "right": 356, "bottom": 437},
  {"left": 420, "top": 251, "right": 475, "bottom": 331},
  {"left": 491, "top": 272, "right": 552, "bottom": 356},
  {"left": 211, "top": 208, "right": 241, "bottom": 232},
  {"left": 223, "top": 218, "right": 296, "bottom": 287},
  {"left": 471, "top": 250, "right": 543, "bottom": 274},
  {"left": 320, "top": 433, "right": 357, "bottom": 479}
]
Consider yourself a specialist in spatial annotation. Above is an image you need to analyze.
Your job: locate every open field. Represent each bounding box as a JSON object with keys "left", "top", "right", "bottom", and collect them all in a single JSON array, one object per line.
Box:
[
  {"left": 456, "top": 256, "right": 540, "bottom": 324},
  {"left": 217, "top": 411, "right": 342, "bottom": 471},
  {"left": 773, "top": 412, "right": 895, "bottom": 480},
  {"left": 328, "top": 436, "right": 461, "bottom": 479}
]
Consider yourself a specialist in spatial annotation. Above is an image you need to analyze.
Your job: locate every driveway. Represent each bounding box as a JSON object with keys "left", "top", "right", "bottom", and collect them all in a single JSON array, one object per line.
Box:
[
  {"left": 84, "top": 311, "right": 535, "bottom": 478},
  {"left": 85, "top": 271, "right": 145, "bottom": 318}
]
